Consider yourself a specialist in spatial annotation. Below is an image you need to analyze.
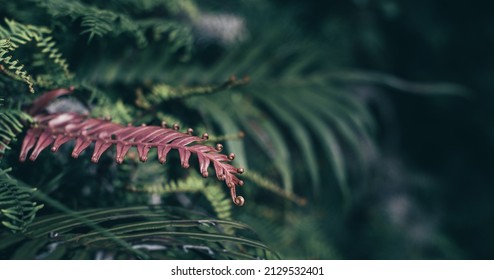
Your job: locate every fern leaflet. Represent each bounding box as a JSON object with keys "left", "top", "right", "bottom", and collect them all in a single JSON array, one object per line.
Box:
[
  {"left": 0, "top": 109, "right": 32, "bottom": 157},
  {"left": 130, "top": 174, "right": 233, "bottom": 221},
  {"left": 0, "top": 18, "right": 70, "bottom": 92},
  {"left": 0, "top": 169, "right": 44, "bottom": 232}
]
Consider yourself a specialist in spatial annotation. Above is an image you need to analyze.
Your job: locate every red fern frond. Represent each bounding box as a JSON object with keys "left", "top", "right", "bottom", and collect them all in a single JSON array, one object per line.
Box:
[{"left": 19, "top": 89, "right": 245, "bottom": 206}]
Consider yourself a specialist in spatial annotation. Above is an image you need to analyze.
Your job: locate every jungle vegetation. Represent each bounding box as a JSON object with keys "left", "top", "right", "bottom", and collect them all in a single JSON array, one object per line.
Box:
[{"left": 1, "top": 0, "right": 492, "bottom": 259}]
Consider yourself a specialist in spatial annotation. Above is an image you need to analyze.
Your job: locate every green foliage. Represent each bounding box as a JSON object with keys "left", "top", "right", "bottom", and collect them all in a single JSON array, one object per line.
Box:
[
  {"left": 0, "top": 0, "right": 374, "bottom": 259},
  {"left": 240, "top": 205, "right": 339, "bottom": 259},
  {"left": 0, "top": 206, "right": 276, "bottom": 259},
  {"left": 174, "top": 40, "right": 376, "bottom": 202},
  {"left": 30, "top": 0, "right": 194, "bottom": 57},
  {"left": 32, "top": 0, "right": 146, "bottom": 46},
  {"left": 0, "top": 1, "right": 267, "bottom": 260},
  {"left": 0, "top": 0, "right": 477, "bottom": 260},
  {"left": 241, "top": 170, "right": 306, "bottom": 206},
  {"left": 0, "top": 18, "right": 69, "bottom": 93},
  {"left": 129, "top": 174, "right": 233, "bottom": 221},
  {"left": 136, "top": 77, "right": 249, "bottom": 109},
  {"left": 0, "top": 38, "right": 34, "bottom": 92},
  {"left": 0, "top": 109, "right": 31, "bottom": 156},
  {"left": 0, "top": 169, "right": 43, "bottom": 232}
]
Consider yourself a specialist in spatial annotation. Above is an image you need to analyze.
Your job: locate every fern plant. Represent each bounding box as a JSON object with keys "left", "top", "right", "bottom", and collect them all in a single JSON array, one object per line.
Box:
[
  {"left": 0, "top": 205, "right": 277, "bottom": 259},
  {"left": 0, "top": 109, "right": 31, "bottom": 157},
  {"left": 0, "top": 0, "right": 268, "bottom": 259},
  {"left": 0, "top": 168, "right": 43, "bottom": 232},
  {"left": 0, "top": 0, "right": 370, "bottom": 259},
  {"left": 2, "top": 0, "right": 457, "bottom": 260},
  {"left": 0, "top": 18, "right": 69, "bottom": 93},
  {"left": 19, "top": 89, "right": 246, "bottom": 206}
]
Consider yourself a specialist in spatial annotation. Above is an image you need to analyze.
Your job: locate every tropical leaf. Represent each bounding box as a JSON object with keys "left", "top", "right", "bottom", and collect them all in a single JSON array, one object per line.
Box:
[
  {"left": 146, "top": 21, "right": 377, "bottom": 202},
  {"left": 0, "top": 169, "right": 43, "bottom": 232},
  {"left": 19, "top": 89, "right": 246, "bottom": 206},
  {"left": 0, "top": 109, "right": 32, "bottom": 157},
  {"left": 0, "top": 206, "right": 278, "bottom": 260},
  {"left": 0, "top": 18, "right": 70, "bottom": 92},
  {"left": 129, "top": 174, "right": 234, "bottom": 221}
]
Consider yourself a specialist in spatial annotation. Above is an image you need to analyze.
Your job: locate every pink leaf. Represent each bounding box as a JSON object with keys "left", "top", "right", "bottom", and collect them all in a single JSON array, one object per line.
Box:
[
  {"left": 197, "top": 153, "right": 210, "bottom": 177},
  {"left": 178, "top": 148, "right": 191, "bottom": 168},
  {"left": 137, "top": 144, "right": 151, "bottom": 162},
  {"left": 19, "top": 89, "right": 247, "bottom": 206},
  {"left": 71, "top": 137, "right": 92, "bottom": 158},
  {"left": 115, "top": 142, "right": 132, "bottom": 164},
  {"left": 28, "top": 87, "right": 74, "bottom": 115},
  {"left": 29, "top": 131, "right": 54, "bottom": 161},
  {"left": 19, "top": 129, "right": 40, "bottom": 162},
  {"left": 91, "top": 140, "right": 113, "bottom": 163},
  {"left": 52, "top": 134, "right": 72, "bottom": 152},
  {"left": 157, "top": 145, "right": 172, "bottom": 164}
]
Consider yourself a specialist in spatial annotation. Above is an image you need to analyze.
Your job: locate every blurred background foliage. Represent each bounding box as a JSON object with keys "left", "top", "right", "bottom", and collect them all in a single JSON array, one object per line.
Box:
[{"left": 0, "top": 0, "right": 493, "bottom": 259}]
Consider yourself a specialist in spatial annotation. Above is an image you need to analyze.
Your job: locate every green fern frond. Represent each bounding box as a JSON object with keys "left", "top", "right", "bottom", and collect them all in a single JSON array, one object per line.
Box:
[
  {"left": 110, "top": 0, "right": 200, "bottom": 18},
  {"left": 191, "top": 97, "right": 249, "bottom": 169},
  {"left": 137, "top": 19, "right": 194, "bottom": 60},
  {"left": 136, "top": 77, "right": 248, "bottom": 111},
  {"left": 162, "top": 31, "right": 377, "bottom": 203},
  {"left": 0, "top": 206, "right": 277, "bottom": 259},
  {"left": 0, "top": 109, "right": 32, "bottom": 156},
  {"left": 82, "top": 12, "right": 146, "bottom": 47},
  {"left": 36, "top": 35, "right": 70, "bottom": 76},
  {"left": 0, "top": 18, "right": 70, "bottom": 92},
  {"left": 0, "top": 169, "right": 44, "bottom": 232},
  {"left": 0, "top": 39, "right": 35, "bottom": 93},
  {"left": 31, "top": 0, "right": 146, "bottom": 47},
  {"left": 240, "top": 206, "right": 339, "bottom": 259},
  {"left": 130, "top": 174, "right": 233, "bottom": 221},
  {"left": 242, "top": 170, "right": 306, "bottom": 206},
  {"left": 32, "top": 0, "right": 196, "bottom": 51},
  {"left": 136, "top": 25, "right": 376, "bottom": 203},
  {"left": 80, "top": 82, "right": 134, "bottom": 124}
]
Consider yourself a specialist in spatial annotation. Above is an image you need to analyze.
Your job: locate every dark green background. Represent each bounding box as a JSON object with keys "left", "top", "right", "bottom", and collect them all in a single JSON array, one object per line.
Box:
[{"left": 282, "top": 0, "right": 494, "bottom": 259}]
